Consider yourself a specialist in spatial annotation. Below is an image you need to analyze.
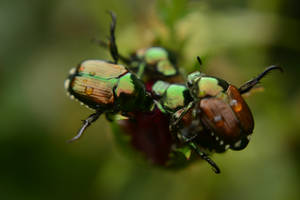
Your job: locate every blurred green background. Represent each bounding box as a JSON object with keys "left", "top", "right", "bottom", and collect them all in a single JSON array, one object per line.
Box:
[{"left": 1, "top": 0, "right": 300, "bottom": 199}]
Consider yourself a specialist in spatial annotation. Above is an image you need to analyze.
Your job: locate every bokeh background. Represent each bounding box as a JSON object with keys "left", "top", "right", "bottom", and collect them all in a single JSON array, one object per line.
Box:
[{"left": 1, "top": 0, "right": 300, "bottom": 199}]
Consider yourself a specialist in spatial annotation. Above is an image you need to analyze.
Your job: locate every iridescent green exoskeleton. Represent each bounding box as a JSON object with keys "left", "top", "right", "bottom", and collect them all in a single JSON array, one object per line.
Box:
[
  {"left": 152, "top": 80, "right": 192, "bottom": 113},
  {"left": 153, "top": 57, "right": 283, "bottom": 173},
  {"left": 65, "top": 12, "right": 153, "bottom": 142},
  {"left": 127, "top": 47, "right": 180, "bottom": 81}
]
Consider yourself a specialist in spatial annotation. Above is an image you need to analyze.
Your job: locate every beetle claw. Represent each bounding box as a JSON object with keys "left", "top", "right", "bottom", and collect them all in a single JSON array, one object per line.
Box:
[
  {"left": 67, "top": 112, "right": 102, "bottom": 143},
  {"left": 189, "top": 142, "right": 221, "bottom": 174},
  {"left": 239, "top": 65, "right": 283, "bottom": 94}
]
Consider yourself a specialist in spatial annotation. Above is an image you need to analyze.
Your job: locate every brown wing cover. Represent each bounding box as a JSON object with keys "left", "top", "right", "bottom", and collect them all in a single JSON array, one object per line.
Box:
[
  {"left": 227, "top": 85, "right": 254, "bottom": 135},
  {"left": 200, "top": 98, "right": 241, "bottom": 141},
  {"left": 71, "top": 76, "right": 115, "bottom": 105},
  {"left": 79, "top": 60, "right": 128, "bottom": 79}
]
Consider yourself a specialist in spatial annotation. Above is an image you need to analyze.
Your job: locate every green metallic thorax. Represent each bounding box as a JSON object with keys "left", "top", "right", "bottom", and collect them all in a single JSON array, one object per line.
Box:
[
  {"left": 197, "top": 77, "right": 224, "bottom": 97},
  {"left": 152, "top": 81, "right": 192, "bottom": 113},
  {"left": 131, "top": 47, "right": 178, "bottom": 81},
  {"left": 187, "top": 71, "right": 229, "bottom": 100},
  {"left": 144, "top": 47, "right": 168, "bottom": 64},
  {"left": 115, "top": 73, "right": 152, "bottom": 112}
]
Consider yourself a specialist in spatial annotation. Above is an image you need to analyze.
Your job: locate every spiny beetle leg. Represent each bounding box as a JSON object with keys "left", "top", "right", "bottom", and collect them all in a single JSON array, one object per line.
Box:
[
  {"left": 67, "top": 111, "right": 102, "bottom": 143},
  {"left": 239, "top": 65, "right": 283, "bottom": 94},
  {"left": 107, "top": 11, "right": 119, "bottom": 64},
  {"left": 169, "top": 102, "right": 194, "bottom": 132},
  {"left": 189, "top": 142, "right": 221, "bottom": 174},
  {"left": 91, "top": 11, "right": 131, "bottom": 65},
  {"left": 91, "top": 38, "right": 131, "bottom": 64},
  {"left": 181, "top": 134, "right": 197, "bottom": 143}
]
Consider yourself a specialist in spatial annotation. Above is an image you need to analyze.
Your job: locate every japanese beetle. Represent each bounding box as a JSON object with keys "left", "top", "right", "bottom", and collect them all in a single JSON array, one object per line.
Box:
[
  {"left": 153, "top": 58, "right": 283, "bottom": 173},
  {"left": 65, "top": 12, "right": 153, "bottom": 142},
  {"left": 65, "top": 12, "right": 283, "bottom": 174}
]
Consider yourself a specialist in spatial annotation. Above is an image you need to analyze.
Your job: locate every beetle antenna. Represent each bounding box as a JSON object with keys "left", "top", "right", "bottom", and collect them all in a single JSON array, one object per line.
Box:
[
  {"left": 189, "top": 142, "right": 221, "bottom": 174},
  {"left": 91, "top": 38, "right": 132, "bottom": 64},
  {"left": 239, "top": 65, "right": 283, "bottom": 94},
  {"left": 197, "top": 56, "right": 202, "bottom": 66},
  {"left": 67, "top": 111, "right": 102, "bottom": 143},
  {"left": 107, "top": 10, "right": 119, "bottom": 64}
]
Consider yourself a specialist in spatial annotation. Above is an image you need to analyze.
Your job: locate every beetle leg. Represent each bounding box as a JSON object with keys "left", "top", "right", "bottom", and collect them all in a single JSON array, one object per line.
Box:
[
  {"left": 181, "top": 134, "right": 197, "bottom": 143},
  {"left": 136, "top": 62, "right": 146, "bottom": 78},
  {"left": 91, "top": 38, "right": 131, "bottom": 64},
  {"left": 107, "top": 11, "right": 120, "bottom": 64},
  {"left": 153, "top": 100, "right": 167, "bottom": 114},
  {"left": 67, "top": 111, "right": 102, "bottom": 143},
  {"left": 169, "top": 102, "right": 194, "bottom": 132},
  {"left": 239, "top": 65, "right": 283, "bottom": 94},
  {"left": 91, "top": 15, "right": 131, "bottom": 64},
  {"left": 189, "top": 142, "right": 221, "bottom": 174},
  {"left": 92, "top": 11, "right": 120, "bottom": 64}
]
